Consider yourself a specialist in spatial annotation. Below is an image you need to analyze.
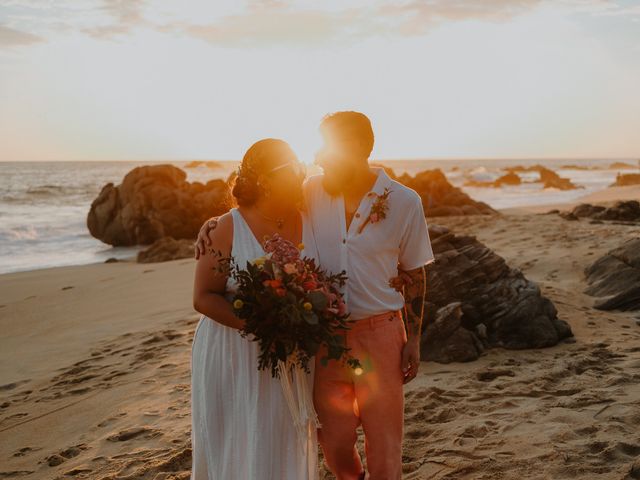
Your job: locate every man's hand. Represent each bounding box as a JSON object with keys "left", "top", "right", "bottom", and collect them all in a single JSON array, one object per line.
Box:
[
  {"left": 388, "top": 269, "right": 413, "bottom": 292},
  {"left": 398, "top": 265, "right": 426, "bottom": 384},
  {"left": 401, "top": 337, "right": 420, "bottom": 384},
  {"left": 194, "top": 217, "right": 220, "bottom": 259}
]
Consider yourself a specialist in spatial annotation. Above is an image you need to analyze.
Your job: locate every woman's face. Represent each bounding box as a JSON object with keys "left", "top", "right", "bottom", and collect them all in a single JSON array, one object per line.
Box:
[{"left": 261, "top": 157, "right": 306, "bottom": 206}]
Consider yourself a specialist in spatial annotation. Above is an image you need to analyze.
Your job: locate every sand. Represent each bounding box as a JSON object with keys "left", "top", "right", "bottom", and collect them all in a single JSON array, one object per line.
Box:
[{"left": 1, "top": 186, "right": 639, "bottom": 479}]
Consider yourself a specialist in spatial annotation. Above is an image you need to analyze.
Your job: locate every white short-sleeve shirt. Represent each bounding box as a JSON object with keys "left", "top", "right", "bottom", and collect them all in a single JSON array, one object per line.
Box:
[{"left": 303, "top": 167, "right": 435, "bottom": 320}]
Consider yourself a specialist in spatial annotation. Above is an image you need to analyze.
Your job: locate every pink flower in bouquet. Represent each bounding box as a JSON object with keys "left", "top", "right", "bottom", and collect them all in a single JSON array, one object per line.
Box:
[
  {"left": 369, "top": 213, "right": 379, "bottom": 223},
  {"left": 264, "top": 234, "right": 301, "bottom": 264},
  {"left": 283, "top": 263, "right": 298, "bottom": 275}
]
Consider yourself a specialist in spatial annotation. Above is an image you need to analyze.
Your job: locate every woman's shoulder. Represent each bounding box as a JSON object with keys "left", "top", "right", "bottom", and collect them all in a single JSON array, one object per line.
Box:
[{"left": 207, "top": 210, "right": 234, "bottom": 246}]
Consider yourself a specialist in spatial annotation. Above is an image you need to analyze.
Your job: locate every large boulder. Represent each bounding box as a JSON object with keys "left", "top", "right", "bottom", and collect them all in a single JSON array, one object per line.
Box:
[
  {"left": 584, "top": 238, "right": 640, "bottom": 311},
  {"left": 87, "top": 164, "right": 233, "bottom": 246},
  {"left": 421, "top": 224, "right": 573, "bottom": 363},
  {"left": 391, "top": 169, "right": 497, "bottom": 217}
]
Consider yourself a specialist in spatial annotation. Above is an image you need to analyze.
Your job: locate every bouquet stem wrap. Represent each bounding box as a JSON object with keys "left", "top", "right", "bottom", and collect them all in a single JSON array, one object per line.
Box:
[{"left": 277, "top": 356, "right": 321, "bottom": 476}]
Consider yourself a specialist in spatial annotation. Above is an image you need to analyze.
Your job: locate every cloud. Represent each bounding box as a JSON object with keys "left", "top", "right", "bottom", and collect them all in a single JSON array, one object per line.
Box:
[
  {"left": 0, "top": 24, "right": 45, "bottom": 47},
  {"left": 378, "top": 0, "right": 547, "bottom": 35},
  {"left": 81, "top": 0, "right": 148, "bottom": 39},
  {"left": 160, "top": 0, "right": 550, "bottom": 46},
  {"left": 2, "top": 0, "right": 638, "bottom": 46},
  {"left": 162, "top": 8, "right": 374, "bottom": 46}
]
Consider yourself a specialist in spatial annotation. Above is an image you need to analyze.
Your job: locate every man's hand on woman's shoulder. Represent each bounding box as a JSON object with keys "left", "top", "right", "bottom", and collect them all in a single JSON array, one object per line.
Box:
[{"left": 194, "top": 216, "right": 221, "bottom": 259}]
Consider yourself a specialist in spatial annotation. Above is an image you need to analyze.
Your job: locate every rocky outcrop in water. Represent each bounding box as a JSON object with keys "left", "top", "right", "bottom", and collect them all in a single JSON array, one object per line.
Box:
[
  {"left": 611, "top": 173, "right": 640, "bottom": 187},
  {"left": 506, "top": 164, "right": 580, "bottom": 190},
  {"left": 87, "top": 164, "right": 233, "bottom": 246},
  {"left": 421, "top": 224, "right": 573, "bottom": 363},
  {"left": 584, "top": 238, "right": 640, "bottom": 311},
  {"left": 463, "top": 172, "right": 521, "bottom": 188}
]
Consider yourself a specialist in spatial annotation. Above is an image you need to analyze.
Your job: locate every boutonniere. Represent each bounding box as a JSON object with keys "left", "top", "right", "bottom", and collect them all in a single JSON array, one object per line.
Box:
[{"left": 357, "top": 187, "right": 392, "bottom": 234}]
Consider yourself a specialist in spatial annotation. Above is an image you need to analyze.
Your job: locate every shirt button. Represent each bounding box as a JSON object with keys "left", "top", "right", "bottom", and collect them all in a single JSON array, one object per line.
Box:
[
  {"left": 355, "top": 213, "right": 360, "bottom": 218},
  {"left": 342, "top": 238, "right": 346, "bottom": 244}
]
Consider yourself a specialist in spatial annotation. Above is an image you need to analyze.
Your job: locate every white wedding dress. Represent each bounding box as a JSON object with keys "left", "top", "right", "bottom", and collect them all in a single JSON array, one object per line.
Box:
[{"left": 190, "top": 207, "right": 319, "bottom": 480}]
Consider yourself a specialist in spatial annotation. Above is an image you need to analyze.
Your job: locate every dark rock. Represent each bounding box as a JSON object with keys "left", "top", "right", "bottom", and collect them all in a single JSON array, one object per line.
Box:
[
  {"left": 421, "top": 302, "right": 485, "bottom": 363},
  {"left": 137, "top": 237, "right": 195, "bottom": 263},
  {"left": 87, "top": 165, "right": 233, "bottom": 246},
  {"left": 104, "top": 257, "right": 119, "bottom": 263},
  {"left": 390, "top": 169, "right": 497, "bottom": 217},
  {"left": 421, "top": 228, "right": 572, "bottom": 362},
  {"left": 561, "top": 201, "right": 640, "bottom": 223},
  {"left": 584, "top": 238, "right": 640, "bottom": 311},
  {"left": 46, "top": 454, "right": 65, "bottom": 467},
  {"left": 559, "top": 212, "right": 578, "bottom": 221}
]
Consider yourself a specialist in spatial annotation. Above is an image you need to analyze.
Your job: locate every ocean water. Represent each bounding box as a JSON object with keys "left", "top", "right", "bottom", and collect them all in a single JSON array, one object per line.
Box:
[{"left": 0, "top": 158, "right": 636, "bottom": 275}]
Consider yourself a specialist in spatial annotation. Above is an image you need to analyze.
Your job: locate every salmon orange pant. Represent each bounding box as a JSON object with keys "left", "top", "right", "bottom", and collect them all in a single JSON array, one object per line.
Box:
[{"left": 314, "top": 310, "right": 407, "bottom": 480}]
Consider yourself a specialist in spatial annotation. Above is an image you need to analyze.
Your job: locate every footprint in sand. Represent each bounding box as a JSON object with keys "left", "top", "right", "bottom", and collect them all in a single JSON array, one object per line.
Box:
[
  {"left": 106, "top": 426, "right": 162, "bottom": 442},
  {"left": 45, "top": 444, "right": 88, "bottom": 467},
  {"left": 12, "top": 446, "right": 38, "bottom": 457}
]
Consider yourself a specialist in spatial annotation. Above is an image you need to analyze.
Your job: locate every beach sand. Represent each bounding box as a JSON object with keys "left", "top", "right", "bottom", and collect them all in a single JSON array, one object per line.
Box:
[{"left": 1, "top": 187, "right": 639, "bottom": 479}]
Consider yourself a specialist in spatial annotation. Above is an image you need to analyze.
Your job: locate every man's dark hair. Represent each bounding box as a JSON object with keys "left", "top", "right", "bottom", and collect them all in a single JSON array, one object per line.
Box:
[{"left": 319, "top": 111, "right": 374, "bottom": 158}]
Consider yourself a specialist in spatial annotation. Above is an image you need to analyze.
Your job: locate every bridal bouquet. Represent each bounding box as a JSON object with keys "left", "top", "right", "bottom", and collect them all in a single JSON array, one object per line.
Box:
[{"left": 224, "top": 234, "right": 361, "bottom": 379}]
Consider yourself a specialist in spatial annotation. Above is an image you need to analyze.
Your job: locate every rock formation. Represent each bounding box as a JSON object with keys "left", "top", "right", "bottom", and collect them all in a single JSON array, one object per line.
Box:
[
  {"left": 391, "top": 168, "right": 497, "bottom": 216},
  {"left": 463, "top": 172, "right": 521, "bottom": 188},
  {"left": 609, "top": 161, "right": 638, "bottom": 170},
  {"left": 137, "top": 237, "right": 195, "bottom": 263},
  {"left": 611, "top": 173, "right": 640, "bottom": 187},
  {"left": 184, "top": 160, "right": 223, "bottom": 169},
  {"left": 584, "top": 238, "right": 640, "bottom": 311},
  {"left": 420, "top": 224, "right": 573, "bottom": 363},
  {"left": 87, "top": 164, "right": 233, "bottom": 246},
  {"left": 505, "top": 164, "right": 580, "bottom": 190},
  {"left": 557, "top": 200, "right": 640, "bottom": 223}
]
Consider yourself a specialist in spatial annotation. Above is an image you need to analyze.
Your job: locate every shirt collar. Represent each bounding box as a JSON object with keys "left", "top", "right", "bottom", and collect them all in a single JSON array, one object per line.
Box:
[{"left": 367, "top": 167, "right": 393, "bottom": 198}]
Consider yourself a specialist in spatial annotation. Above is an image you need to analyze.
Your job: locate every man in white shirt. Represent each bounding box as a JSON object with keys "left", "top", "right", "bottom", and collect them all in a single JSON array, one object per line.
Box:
[
  {"left": 195, "top": 111, "right": 435, "bottom": 480},
  {"left": 306, "top": 112, "right": 434, "bottom": 480}
]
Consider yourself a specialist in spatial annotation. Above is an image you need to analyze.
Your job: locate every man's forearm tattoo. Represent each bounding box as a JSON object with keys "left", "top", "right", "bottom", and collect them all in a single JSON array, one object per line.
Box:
[{"left": 403, "top": 266, "right": 426, "bottom": 339}]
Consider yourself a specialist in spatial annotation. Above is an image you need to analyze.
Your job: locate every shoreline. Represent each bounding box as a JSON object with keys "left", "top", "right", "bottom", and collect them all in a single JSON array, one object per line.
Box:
[{"left": 2, "top": 184, "right": 637, "bottom": 278}]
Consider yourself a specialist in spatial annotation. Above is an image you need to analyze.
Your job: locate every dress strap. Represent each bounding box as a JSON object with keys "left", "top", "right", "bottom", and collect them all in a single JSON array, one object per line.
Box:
[{"left": 230, "top": 208, "right": 265, "bottom": 257}]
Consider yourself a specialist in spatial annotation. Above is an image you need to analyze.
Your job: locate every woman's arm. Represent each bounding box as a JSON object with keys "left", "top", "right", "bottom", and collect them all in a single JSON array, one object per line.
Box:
[{"left": 192, "top": 213, "right": 245, "bottom": 330}]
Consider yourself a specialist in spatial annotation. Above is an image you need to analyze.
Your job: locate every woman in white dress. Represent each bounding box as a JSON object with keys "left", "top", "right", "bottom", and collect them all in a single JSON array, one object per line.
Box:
[{"left": 191, "top": 138, "right": 319, "bottom": 480}]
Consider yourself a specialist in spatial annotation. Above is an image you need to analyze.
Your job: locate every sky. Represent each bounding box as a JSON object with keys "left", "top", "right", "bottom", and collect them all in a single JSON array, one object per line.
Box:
[{"left": 1, "top": 0, "right": 639, "bottom": 162}]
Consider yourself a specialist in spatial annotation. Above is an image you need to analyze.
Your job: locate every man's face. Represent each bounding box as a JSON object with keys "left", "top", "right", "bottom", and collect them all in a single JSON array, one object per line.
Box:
[{"left": 314, "top": 132, "right": 362, "bottom": 195}]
